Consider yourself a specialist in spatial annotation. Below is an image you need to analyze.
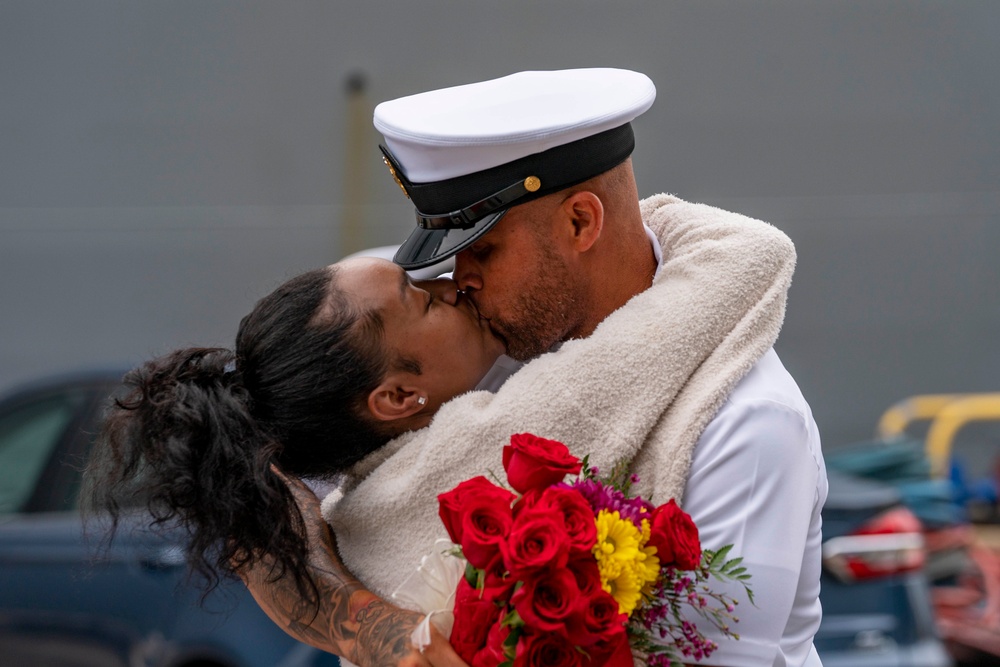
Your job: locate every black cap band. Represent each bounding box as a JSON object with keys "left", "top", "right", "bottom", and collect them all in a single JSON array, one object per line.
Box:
[{"left": 381, "top": 123, "right": 635, "bottom": 231}]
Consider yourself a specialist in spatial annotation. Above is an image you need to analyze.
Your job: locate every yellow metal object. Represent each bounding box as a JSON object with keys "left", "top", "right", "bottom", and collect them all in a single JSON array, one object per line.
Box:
[
  {"left": 382, "top": 157, "right": 410, "bottom": 199},
  {"left": 876, "top": 394, "right": 969, "bottom": 439},
  {"left": 925, "top": 394, "right": 1000, "bottom": 477},
  {"left": 523, "top": 175, "right": 541, "bottom": 192}
]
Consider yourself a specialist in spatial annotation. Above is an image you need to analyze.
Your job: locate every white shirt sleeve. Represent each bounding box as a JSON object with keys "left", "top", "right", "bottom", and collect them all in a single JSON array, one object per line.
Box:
[{"left": 680, "top": 352, "right": 826, "bottom": 667}]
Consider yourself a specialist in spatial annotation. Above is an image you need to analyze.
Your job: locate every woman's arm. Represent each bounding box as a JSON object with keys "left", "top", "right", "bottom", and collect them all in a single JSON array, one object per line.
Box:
[{"left": 240, "top": 472, "right": 467, "bottom": 667}]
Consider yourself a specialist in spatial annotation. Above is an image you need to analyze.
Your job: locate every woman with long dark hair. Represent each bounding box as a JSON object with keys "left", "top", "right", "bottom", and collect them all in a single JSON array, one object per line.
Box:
[{"left": 85, "top": 258, "right": 503, "bottom": 605}]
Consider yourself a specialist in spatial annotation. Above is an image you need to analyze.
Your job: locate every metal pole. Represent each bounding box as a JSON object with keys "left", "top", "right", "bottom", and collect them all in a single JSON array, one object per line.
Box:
[{"left": 341, "top": 70, "right": 370, "bottom": 258}]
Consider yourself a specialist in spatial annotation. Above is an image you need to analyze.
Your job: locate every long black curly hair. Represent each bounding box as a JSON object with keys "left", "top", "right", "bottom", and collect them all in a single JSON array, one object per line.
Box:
[{"left": 83, "top": 265, "right": 393, "bottom": 607}]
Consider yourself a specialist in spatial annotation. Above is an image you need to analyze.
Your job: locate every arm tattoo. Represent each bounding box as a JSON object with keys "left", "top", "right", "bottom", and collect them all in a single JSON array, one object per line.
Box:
[{"left": 240, "top": 480, "right": 422, "bottom": 666}]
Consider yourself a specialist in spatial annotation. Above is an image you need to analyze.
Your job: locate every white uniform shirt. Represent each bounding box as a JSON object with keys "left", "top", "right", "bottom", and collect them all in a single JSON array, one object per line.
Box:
[
  {"left": 475, "top": 226, "right": 827, "bottom": 667},
  {"left": 682, "top": 348, "right": 826, "bottom": 667}
]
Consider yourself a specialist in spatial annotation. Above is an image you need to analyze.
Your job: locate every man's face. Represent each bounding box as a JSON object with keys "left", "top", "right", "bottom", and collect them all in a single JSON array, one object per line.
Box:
[{"left": 453, "top": 199, "right": 582, "bottom": 361}]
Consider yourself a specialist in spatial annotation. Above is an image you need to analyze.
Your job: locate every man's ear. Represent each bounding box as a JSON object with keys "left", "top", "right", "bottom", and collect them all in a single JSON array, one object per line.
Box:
[
  {"left": 367, "top": 377, "right": 426, "bottom": 423},
  {"left": 560, "top": 191, "right": 604, "bottom": 252}
]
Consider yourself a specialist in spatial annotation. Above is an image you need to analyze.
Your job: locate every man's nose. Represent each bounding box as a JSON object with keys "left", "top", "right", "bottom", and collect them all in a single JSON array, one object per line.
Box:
[
  {"left": 415, "top": 277, "right": 459, "bottom": 306},
  {"left": 453, "top": 251, "right": 483, "bottom": 293}
]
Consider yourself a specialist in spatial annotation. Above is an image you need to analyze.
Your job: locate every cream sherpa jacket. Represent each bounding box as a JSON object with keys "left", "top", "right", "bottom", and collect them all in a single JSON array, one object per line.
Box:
[{"left": 322, "top": 194, "right": 796, "bottom": 599}]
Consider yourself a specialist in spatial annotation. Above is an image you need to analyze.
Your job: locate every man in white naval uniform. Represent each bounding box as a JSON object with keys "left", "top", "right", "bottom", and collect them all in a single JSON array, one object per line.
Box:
[{"left": 244, "top": 68, "right": 828, "bottom": 667}]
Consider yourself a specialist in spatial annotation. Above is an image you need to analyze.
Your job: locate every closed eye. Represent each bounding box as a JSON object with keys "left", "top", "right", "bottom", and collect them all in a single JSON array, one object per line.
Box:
[{"left": 468, "top": 241, "right": 492, "bottom": 261}]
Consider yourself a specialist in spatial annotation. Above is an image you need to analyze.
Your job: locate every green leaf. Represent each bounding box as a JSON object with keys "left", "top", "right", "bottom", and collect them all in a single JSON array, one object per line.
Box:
[
  {"left": 464, "top": 561, "right": 479, "bottom": 587},
  {"left": 502, "top": 623, "right": 523, "bottom": 660},
  {"left": 722, "top": 556, "right": 744, "bottom": 570},
  {"left": 713, "top": 544, "right": 734, "bottom": 562},
  {"left": 501, "top": 608, "right": 524, "bottom": 629}
]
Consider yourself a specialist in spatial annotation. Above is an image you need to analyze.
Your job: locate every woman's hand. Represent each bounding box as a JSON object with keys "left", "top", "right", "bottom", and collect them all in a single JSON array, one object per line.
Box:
[{"left": 240, "top": 467, "right": 468, "bottom": 667}]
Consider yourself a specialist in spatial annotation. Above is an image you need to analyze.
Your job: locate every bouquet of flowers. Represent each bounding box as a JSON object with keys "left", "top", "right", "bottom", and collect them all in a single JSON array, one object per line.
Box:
[{"left": 425, "top": 433, "right": 754, "bottom": 667}]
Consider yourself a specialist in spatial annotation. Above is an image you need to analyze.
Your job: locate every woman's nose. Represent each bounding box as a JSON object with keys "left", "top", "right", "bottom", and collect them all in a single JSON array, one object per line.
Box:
[{"left": 415, "top": 277, "right": 459, "bottom": 306}]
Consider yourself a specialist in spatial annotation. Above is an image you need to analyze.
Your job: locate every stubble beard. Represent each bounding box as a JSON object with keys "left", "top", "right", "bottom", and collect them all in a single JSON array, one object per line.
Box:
[{"left": 495, "top": 248, "right": 581, "bottom": 361}]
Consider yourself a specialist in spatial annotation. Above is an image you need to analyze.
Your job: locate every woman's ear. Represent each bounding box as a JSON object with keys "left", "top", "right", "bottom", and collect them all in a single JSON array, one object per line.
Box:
[
  {"left": 560, "top": 191, "right": 604, "bottom": 252},
  {"left": 367, "top": 378, "right": 426, "bottom": 423}
]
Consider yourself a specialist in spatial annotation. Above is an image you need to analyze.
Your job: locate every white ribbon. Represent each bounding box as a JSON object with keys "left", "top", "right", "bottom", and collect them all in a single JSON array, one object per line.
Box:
[{"left": 391, "top": 539, "right": 466, "bottom": 652}]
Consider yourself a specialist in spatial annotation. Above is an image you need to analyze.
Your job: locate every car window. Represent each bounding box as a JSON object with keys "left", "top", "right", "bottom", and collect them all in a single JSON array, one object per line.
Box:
[{"left": 0, "top": 391, "right": 86, "bottom": 514}]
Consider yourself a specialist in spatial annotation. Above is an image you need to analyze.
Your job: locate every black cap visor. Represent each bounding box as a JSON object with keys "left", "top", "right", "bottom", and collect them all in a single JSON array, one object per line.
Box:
[{"left": 393, "top": 209, "right": 508, "bottom": 270}]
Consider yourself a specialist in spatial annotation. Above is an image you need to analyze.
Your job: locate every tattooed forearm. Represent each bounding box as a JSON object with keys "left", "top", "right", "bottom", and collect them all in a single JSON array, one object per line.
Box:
[
  {"left": 240, "top": 471, "right": 425, "bottom": 666},
  {"left": 355, "top": 599, "right": 422, "bottom": 666},
  {"left": 244, "top": 547, "right": 420, "bottom": 664}
]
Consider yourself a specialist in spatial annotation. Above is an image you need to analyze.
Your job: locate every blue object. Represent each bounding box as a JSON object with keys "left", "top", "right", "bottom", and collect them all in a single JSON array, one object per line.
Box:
[
  {"left": 827, "top": 438, "right": 966, "bottom": 528},
  {"left": 816, "top": 471, "right": 953, "bottom": 667},
  {"left": 0, "top": 372, "right": 340, "bottom": 667}
]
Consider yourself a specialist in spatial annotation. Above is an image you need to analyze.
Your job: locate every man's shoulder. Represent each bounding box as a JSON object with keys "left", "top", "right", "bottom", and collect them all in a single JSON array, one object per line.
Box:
[
  {"left": 724, "top": 348, "right": 812, "bottom": 420},
  {"left": 693, "top": 349, "right": 826, "bottom": 501},
  {"left": 701, "top": 348, "right": 822, "bottom": 459}
]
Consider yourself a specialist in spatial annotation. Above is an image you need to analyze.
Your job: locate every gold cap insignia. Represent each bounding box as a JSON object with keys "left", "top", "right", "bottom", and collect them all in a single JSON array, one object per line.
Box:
[
  {"left": 383, "top": 156, "right": 410, "bottom": 199},
  {"left": 523, "top": 176, "right": 541, "bottom": 192}
]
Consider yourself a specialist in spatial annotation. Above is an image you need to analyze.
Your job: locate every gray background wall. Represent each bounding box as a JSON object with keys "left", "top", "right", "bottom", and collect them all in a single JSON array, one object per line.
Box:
[{"left": 2, "top": 1, "right": 998, "bottom": 450}]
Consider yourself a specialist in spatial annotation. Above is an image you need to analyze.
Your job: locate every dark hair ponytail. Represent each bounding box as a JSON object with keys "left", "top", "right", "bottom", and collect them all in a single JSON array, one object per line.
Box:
[{"left": 84, "top": 267, "right": 391, "bottom": 605}]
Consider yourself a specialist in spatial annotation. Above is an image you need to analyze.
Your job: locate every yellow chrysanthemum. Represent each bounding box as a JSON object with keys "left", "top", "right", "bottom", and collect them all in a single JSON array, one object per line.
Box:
[
  {"left": 593, "top": 510, "right": 661, "bottom": 616},
  {"left": 638, "top": 518, "right": 661, "bottom": 595}
]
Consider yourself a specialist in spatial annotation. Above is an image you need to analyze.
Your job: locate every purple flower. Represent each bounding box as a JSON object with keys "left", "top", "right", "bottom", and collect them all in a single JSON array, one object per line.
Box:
[{"left": 566, "top": 478, "right": 654, "bottom": 528}]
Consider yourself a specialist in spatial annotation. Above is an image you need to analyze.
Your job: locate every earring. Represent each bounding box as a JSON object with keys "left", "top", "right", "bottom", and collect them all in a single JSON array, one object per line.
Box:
[{"left": 417, "top": 396, "right": 427, "bottom": 406}]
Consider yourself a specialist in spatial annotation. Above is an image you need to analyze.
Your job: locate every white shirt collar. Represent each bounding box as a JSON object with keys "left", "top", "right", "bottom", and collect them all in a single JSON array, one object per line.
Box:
[{"left": 644, "top": 223, "right": 664, "bottom": 279}]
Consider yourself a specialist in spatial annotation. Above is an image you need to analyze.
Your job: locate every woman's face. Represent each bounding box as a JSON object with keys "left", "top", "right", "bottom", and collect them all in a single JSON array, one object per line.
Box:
[{"left": 335, "top": 257, "right": 506, "bottom": 411}]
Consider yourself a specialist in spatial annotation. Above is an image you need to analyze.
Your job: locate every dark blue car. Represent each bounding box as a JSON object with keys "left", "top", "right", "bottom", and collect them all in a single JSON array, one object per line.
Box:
[{"left": 0, "top": 371, "right": 341, "bottom": 667}]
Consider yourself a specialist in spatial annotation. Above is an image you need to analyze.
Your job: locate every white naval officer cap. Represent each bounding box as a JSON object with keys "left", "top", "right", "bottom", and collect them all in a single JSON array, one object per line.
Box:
[{"left": 375, "top": 68, "right": 657, "bottom": 269}]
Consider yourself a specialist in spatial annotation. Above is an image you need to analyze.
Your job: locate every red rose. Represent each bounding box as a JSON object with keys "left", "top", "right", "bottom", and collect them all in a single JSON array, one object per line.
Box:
[
  {"left": 471, "top": 617, "right": 511, "bottom": 667},
  {"left": 647, "top": 499, "right": 702, "bottom": 571},
  {"left": 566, "top": 556, "right": 602, "bottom": 597},
  {"left": 511, "top": 487, "right": 543, "bottom": 517},
  {"left": 510, "top": 568, "right": 580, "bottom": 636},
  {"left": 594, "top": 633, "right": 635, "bottom": 667},
  {"left": 530, "top": 486, "right": 598, "bottom": 555},
  {"left": 500, "top": 508, "right": 570, "bottom": 579},
  {"left": 574, "top": 588, "right": 627, "bottom": 650},
  {"left": 502, "top": 433, "right": 582, "bottom": 494},
  {"left": 514, "top": 630, "right": 583, "bottom": 667},
  {"left": 460, "top": 498, "right": 516, "bottom": 569},
  {"left": 438, "top": 476, "right": 516, "bottom": 552},
  {"left": 450, "top": 577, "right": 502, "bottom": 664},
  {"left": 563, "top": 559, "right": 623, "bottom": 651}
]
